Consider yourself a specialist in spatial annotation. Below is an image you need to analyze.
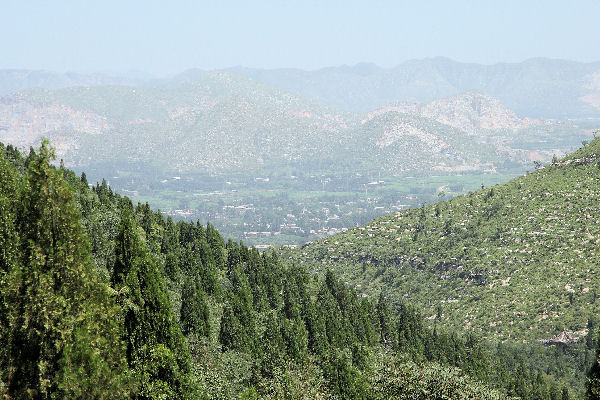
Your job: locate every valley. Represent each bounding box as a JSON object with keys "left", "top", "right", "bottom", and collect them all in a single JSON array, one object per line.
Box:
[
  {"left": 1, "top": 64, "right": 597, "bottom": 248},
  {"left": 1, "top": 139, "right": 596, "bottom": 399},
  {"left": 103, "top": 167, "right": 522, "bottom": 248},
  {"left": 0, "top": 65, "right": 599, "bottom": 398}
]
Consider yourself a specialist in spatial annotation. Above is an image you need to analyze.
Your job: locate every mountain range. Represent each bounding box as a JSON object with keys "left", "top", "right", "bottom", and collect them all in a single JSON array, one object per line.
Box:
[
  {"left": 231, "top": 57, "right": 600, "bottom": 119},
  {"left": 2, "top": 58, "right": 600, "bottom": 119},
  {"left": 0, "top": 69, "right": 591, "bottom": 179},
  {"left": 0, "top": 69, "right": 144, "bottom": 96}
]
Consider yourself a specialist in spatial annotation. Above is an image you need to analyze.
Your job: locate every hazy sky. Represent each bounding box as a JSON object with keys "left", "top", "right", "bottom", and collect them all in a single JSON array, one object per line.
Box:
[{"left": 2, "top": 0, "right": 599, "bottom": 75}]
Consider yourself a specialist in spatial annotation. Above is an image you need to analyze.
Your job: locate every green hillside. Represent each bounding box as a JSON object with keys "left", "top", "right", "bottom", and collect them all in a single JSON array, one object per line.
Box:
[
  {"left": 291, "top": 137, "right": 600, "bottom": 342},
  {"left": 1, "top": 141, "right": 521, "bottom": 399},
  {"left": 10, "top": 72, "right": 525, "bottom": 176},
  {"left": 5, "top": 70, "right": 591, "bottom": 180},
  {"left": 348, "top": 111, "right": 505, "bottom": 174},
  {"left": 4, "top": 140, "right": 595, "bottom": 399}
]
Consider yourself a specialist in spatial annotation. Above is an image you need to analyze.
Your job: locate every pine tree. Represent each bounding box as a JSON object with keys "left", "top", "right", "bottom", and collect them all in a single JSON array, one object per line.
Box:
[
  {"left": 180, "top": 277, "right": 210, "bottom": 337},
  {"left": 219, "top": 265, "right": 256, "bottom": 353},
  {"left": 0, "top": 147, "right": 19, "bottom": 272},
  {"left": 305, "top": 300, "right": 328, "bottom": 355},
  {"left": 112, "top": 202, "right": 141, "bottom": 286},
  {"left": 354, "top": 298, "right": 377, "bottom": 346},
  {"left": 324, "top": 349, "right": 368, "bottom": 400},
  {"left": 113, "top": 207, "right": 197, "bottom": 399},
  {"left": 376, "top": 292, "right": 398, "bottom": 348},
  {"left": 80, "top": 171, "right": 88, "bottom": 186},
  {"left": 197, "top": 238, "right": 220, "bottom": 297},
  {"left": 0, "top": 147, "right": 21, "bottom": 393},
  {"left": 281, "top": 316, "right": 308, "bottom": 362},
  {"left": 206, "top": 222, "right": 225, "bottom": 270},
  {"left": 317, "top": 283, "right": 345, "bottom": 348},
  {"left": 397, "top": 302, "right": 425, "bottom": 356},
  {"left": 3, "top": 140, "right": 130, "bottom": 398},
  {"left": 588, "top": 327, "right": 600, "bottom": 399},
  {"left": 260, "top": 312, "right": 285, "bottom": 377}
]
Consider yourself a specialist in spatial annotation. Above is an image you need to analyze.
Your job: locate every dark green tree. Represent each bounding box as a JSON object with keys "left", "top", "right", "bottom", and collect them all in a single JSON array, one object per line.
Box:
[
  {"left": 219, "top": 265, "right": 256, "bottom": 353},
  {"left": 0, "top": 146, "right": 22, "bottom": 394},
  {"left": 376, "top": 293, "right": 397, "bottom": 348},
  {"left": 180, "top": 278, "right": 210, "bottom": 337},
  {"left": 3, "top": 141, "right": 130, "bottom": 398},
  {"left": 113, "top": 207, "right": 197, "bottom": 399},
  {"left": 324, "top": 349, "right": 369, "bottom": 400},
  {"left": 281, "top": 316, "right": 309, "bottom": 362},
  {"left": 588, "top": 327, "right": 600, "bottom": 399},
  {"left": 260, "top": 312, "right": 285, "bottom": 377}
]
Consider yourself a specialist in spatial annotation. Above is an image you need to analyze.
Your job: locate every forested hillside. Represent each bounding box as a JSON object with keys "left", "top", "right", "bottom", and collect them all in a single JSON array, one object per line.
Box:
[
  {"left": 292, "top": 137, "right": 600, "bottom": 345},
  {"left": 1, "top": 140, "right": 593, "bottom": 398}
]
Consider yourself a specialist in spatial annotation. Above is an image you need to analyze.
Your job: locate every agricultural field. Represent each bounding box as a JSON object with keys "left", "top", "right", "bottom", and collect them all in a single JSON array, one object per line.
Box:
[{"left": 86, "top": 166, "right": 526, "bottom": 247}]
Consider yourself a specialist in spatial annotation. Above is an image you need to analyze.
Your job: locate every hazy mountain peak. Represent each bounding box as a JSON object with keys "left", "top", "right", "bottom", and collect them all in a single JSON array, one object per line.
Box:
[
  {"left": 364, "top": 91, "right": 522, "bottom": 133},
  {"left": 422, "top": 91, "right": 522, "bottom": 132}
]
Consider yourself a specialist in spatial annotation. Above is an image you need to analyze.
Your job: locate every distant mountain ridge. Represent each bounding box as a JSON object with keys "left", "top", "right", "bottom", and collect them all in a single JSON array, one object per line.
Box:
[
  {"left": 1, "top": 68, "right": 593, "bottom": 183},
  {"left": 0, "top": 69, "right": 144, "bottom": 96},
  {"left": 0, "top": 70, "right": 574, "bottom": 178},
  {"left": 3, "top": 58, "right": 599, "bottom": 120},
  {"left": 230, "top": 57, "right": 600, "bottom": 118}
]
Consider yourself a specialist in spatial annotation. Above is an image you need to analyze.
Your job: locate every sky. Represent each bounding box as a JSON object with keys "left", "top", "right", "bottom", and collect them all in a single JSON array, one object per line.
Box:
[{"left": 2, "top": 0, "right": 599, "bottom": 75}]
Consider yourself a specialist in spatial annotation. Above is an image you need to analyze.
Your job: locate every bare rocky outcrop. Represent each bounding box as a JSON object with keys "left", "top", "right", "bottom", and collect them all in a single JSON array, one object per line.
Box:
[
  {"left": 538, "top": 329, "right": 579, "bottom": 347},
  {"left": 0, "top": 95, "right": 111, "bottom": 149},
  {"left": 363, "top": 92, "right": 526, "bottom": 134},
  {"left": 421, "top": 92, "right": 523, "bottom": 132}
]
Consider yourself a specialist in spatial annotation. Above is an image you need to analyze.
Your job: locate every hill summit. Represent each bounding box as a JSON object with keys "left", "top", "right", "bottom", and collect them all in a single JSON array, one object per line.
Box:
[
  {"left": 364, "top": 92, "right": 524, "bottom": 133},
  {"left": 421, "top": 92, "right": 523, "bottom": 132}
]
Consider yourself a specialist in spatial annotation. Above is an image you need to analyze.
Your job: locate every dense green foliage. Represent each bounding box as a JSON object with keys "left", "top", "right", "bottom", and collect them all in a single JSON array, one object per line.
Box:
[
  {"left": 0, "top": 140, "right": 595, "bottom": 399},
  {"left": 0, "top": 141, "right": 130, "bottom": 398}
]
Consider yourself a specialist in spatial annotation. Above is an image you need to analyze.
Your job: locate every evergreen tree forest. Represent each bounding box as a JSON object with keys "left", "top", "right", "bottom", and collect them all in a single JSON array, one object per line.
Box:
[{"left": 0, "top": 140, "right": 598, "bottom": 399}]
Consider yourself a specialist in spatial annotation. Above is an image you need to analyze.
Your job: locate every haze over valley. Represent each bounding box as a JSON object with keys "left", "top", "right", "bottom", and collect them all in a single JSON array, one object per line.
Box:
[{"left": 1, "top": 58, "right": 599, "bottom": 246}]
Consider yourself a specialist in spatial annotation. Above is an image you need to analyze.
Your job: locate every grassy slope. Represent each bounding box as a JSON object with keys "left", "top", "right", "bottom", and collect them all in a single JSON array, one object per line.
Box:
[{"left": 292, "top": 137, "right": 600, "bottom": 342}]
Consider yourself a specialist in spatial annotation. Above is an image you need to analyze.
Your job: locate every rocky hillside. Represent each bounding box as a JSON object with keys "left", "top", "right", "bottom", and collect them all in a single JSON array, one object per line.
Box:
[
  {"left": 290, "top": 137, "right": 600, "bottom": 342},
  {"left": 420, "top": 92, "right": 523, "bottom": 133},
  {"left": 0, "top": 72, "right": 356, "bottom": 172},
  {"left": 349, "top": 112, "right": 503, "bottom": 174},
  {"left": 364, "top": 92, "right": 526, "bottom": 133}
]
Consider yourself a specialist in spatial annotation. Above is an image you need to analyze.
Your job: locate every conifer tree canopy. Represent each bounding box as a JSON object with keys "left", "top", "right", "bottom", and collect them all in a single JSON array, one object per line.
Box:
[{"left": 1, "top": 140, "right": 130, "bottom": 398}]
